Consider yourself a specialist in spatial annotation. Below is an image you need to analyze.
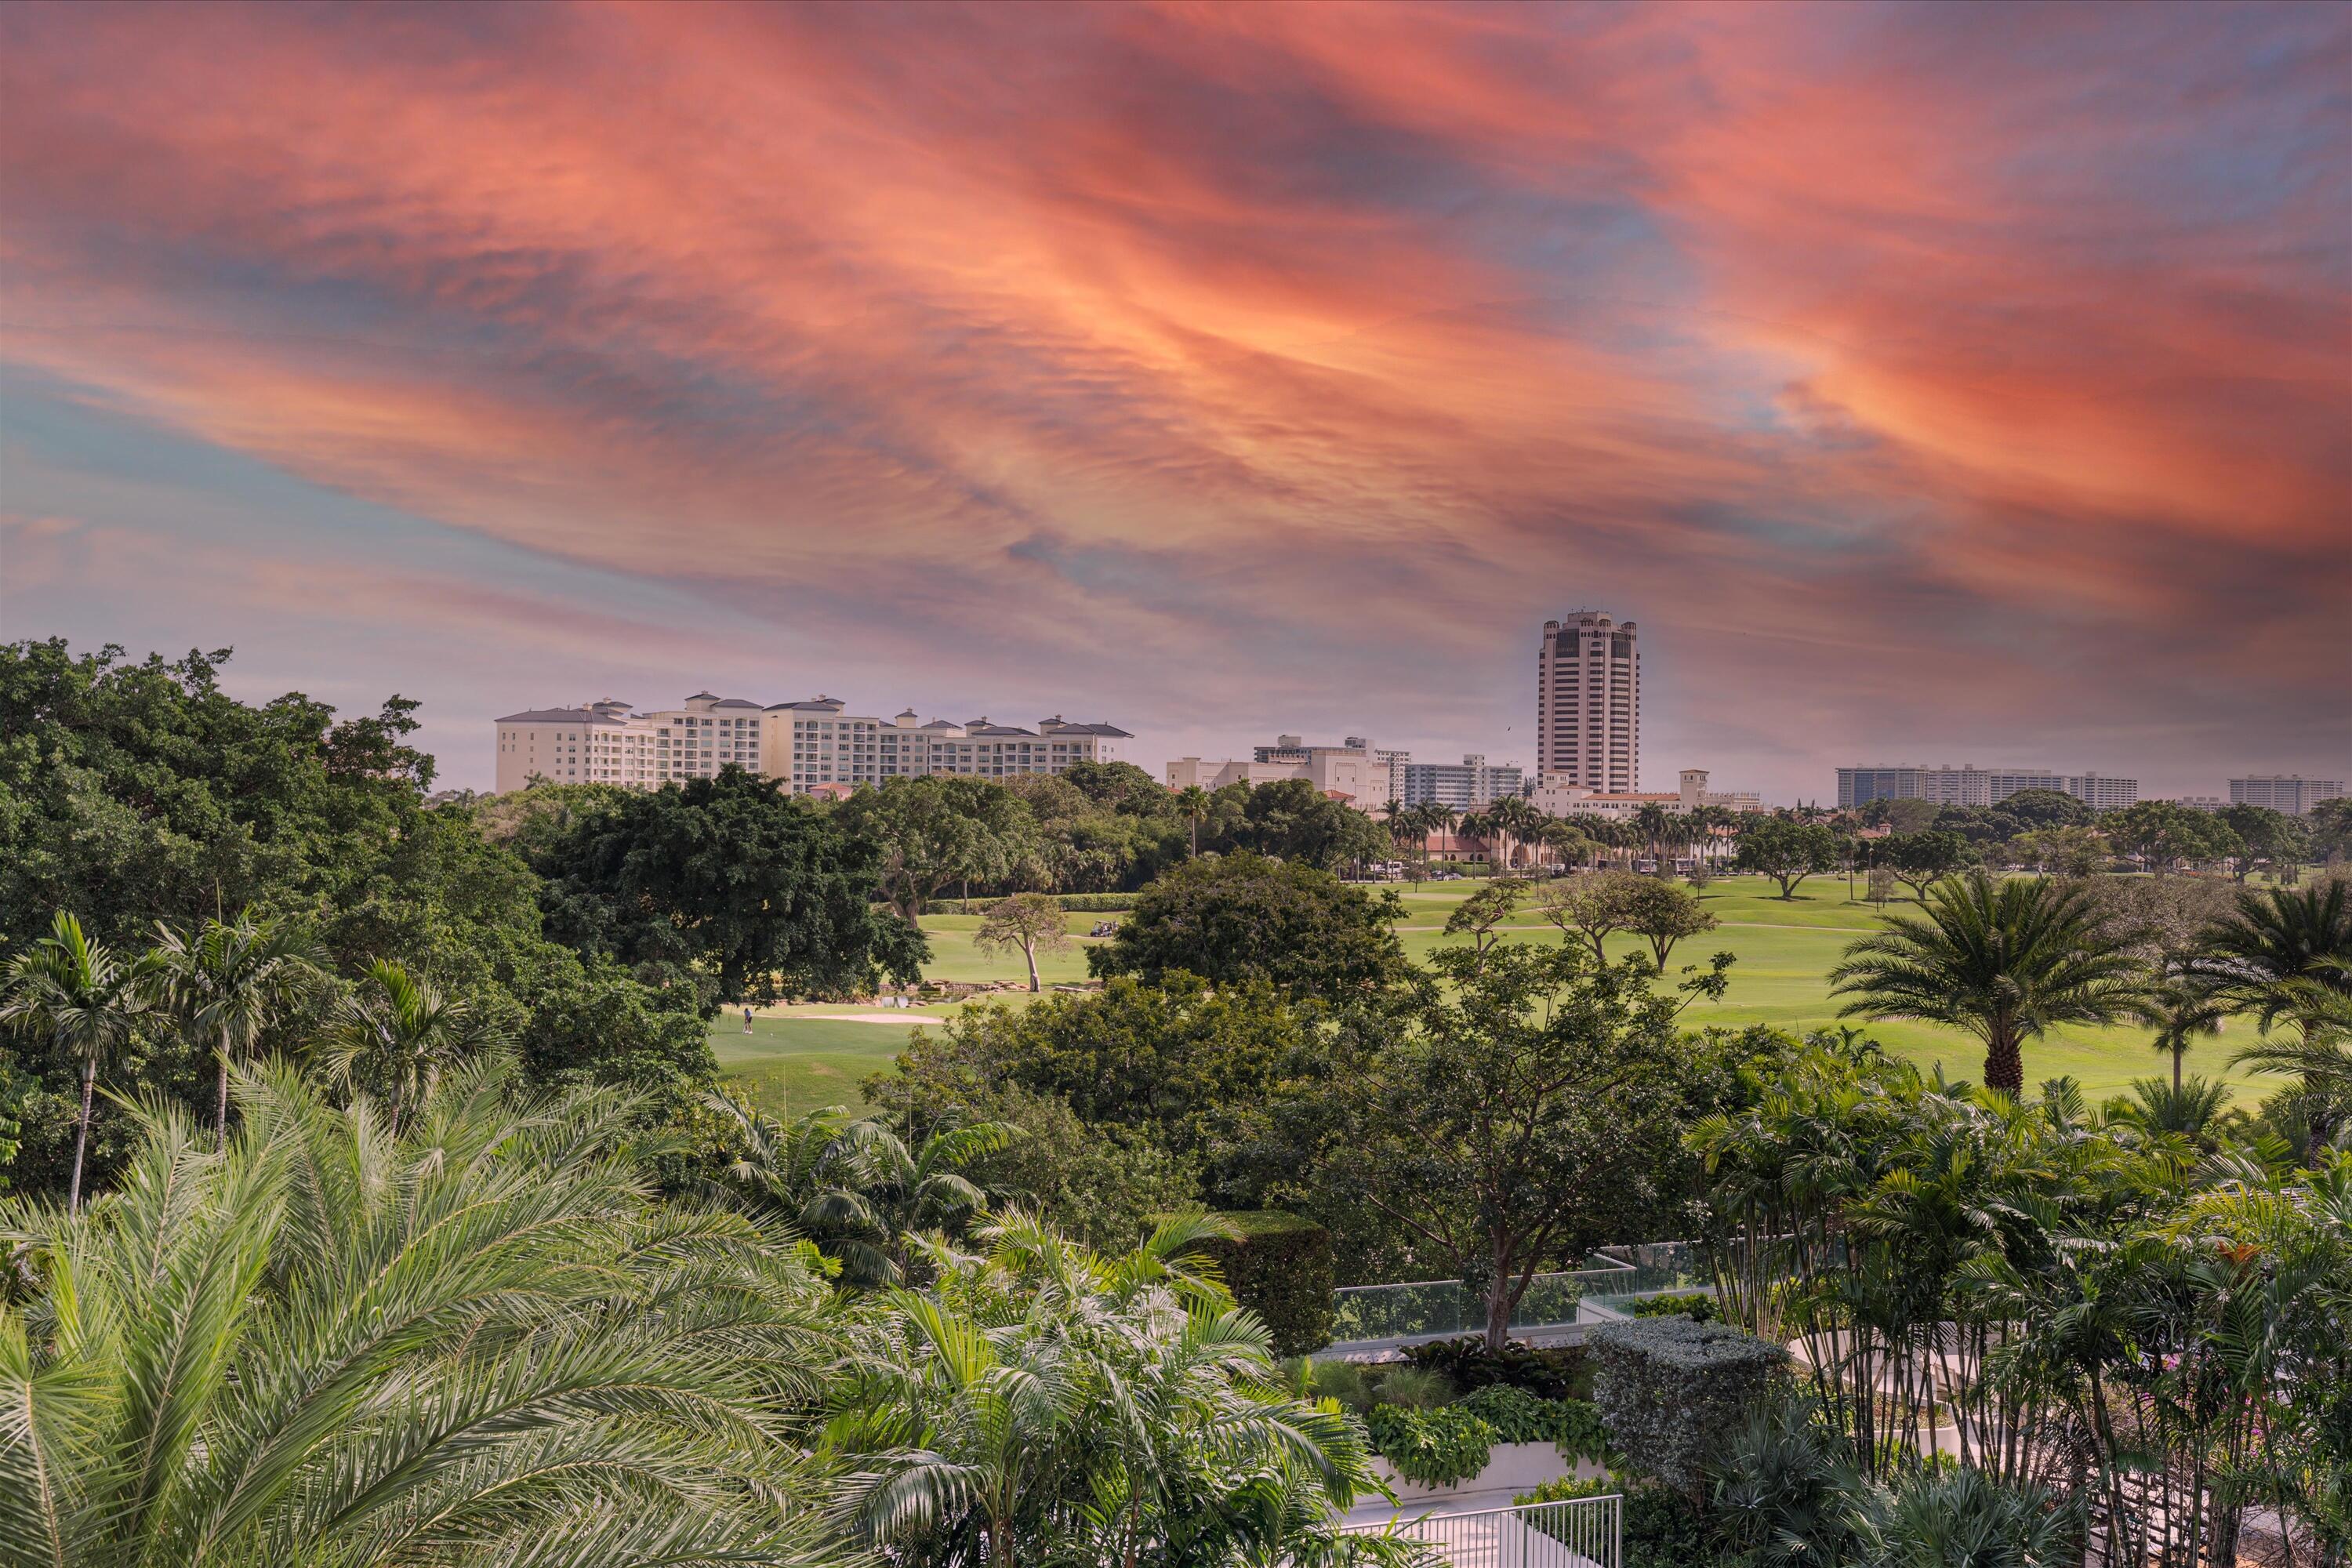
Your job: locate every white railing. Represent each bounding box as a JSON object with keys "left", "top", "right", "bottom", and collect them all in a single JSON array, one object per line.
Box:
[{"left": 1343, "top": 1494, "right": 1621, "bottom": 1568}]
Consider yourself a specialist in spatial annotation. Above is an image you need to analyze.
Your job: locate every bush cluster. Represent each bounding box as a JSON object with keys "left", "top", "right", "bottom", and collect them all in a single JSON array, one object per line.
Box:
[
  {"left": 1363, "top": 1403, "right": 1495, "bottom": 1488},
  {"left": 1625, "top": 1290, "right": 1719, "bottom": 1322},
  {"left": 1397, "top": 1335, "right": 1588, "bottom": 1400},
  {"left": 1180, "top": 1210, "right": 1334, "bottom": 1356},
  {"left": 1457, "top": 1384, "right": 1610, "bottom": 1462}
]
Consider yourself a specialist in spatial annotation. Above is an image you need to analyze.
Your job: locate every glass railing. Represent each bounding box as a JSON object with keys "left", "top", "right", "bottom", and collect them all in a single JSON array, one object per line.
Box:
[{"left": 1326, "top": 1242, "right": 1722, "bottom": 1349}]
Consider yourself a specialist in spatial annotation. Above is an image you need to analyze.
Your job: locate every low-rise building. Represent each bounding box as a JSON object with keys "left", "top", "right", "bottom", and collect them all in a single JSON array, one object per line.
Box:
[
  {"left": 493, "top": 692, "right": 1131, "bottom": 794},
  {"left": 1530, "top": 767, "right": 1762, "bottom": 822},
  {"left": 1254, "top": 735, "right": 1410, "bottom": 804},
  {"left": 2230, "top": 775, "right": 2345, "bottom": 815}
]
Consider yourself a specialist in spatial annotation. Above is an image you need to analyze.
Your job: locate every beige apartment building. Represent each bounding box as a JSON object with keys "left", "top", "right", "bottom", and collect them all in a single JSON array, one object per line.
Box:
[
  {"left": 1166, "top": 745, "right": 1386, "bottom": 804},
  {"left": 493, "top": 691, "right": 1131, "bottom": 794},
  {"left": 1537, "top": 611, "right": 1640, "bottom": 793},
  {"left": 1529, "top": 767, "right": 1762, "bottom": 822}
]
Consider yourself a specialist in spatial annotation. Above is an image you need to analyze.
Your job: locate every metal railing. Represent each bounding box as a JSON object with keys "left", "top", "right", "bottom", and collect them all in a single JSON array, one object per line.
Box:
[{"left": 1345, "top": 1494, "right": 1622, "bottom": 1568}]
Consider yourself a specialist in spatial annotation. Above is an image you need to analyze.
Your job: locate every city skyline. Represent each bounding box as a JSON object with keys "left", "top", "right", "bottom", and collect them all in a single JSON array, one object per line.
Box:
[{"left": 3, "top": 4, "right": 2347, "bottom": 799}]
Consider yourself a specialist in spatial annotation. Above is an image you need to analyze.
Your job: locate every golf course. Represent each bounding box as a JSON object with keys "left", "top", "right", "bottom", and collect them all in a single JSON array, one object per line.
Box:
[{"left": 714, "top": 874, "right": 2274, "bottom": 1112}]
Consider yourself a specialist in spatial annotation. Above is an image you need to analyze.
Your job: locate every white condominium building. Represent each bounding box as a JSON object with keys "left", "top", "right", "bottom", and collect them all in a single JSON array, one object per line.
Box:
[
  {"left": 1402, "top": 755, "right": 1525, "bottom": 811},
  {"left": 492, "top": 691, "right": 1130, "bottom": 794},
  {"left": 1835, "top": 764, "right": 2139, "bottom": 813},
  {"left": 1537, "top": 612, "right": 1639, "bottom": 793},
  {"left": 2230, "top": 775, "right": 2345, "bottom": 815}
]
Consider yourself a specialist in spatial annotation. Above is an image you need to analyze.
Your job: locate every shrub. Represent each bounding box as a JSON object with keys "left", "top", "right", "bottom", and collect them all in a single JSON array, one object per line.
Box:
[
  {"left": 1367, "top": 1364, "right": 1454, "bottom": 1410},
  {"left": 1456, "top": 1385, "right": 1611, "bottom": 1462},
  {"left": 1365, "top": 1403, "right": 1496, "bottom": 1488},
  {"left": 1588, "top": 1316, "right": 1788, "bottom": 1502},
  {"left": 1628, "top": 1291, "right": 1719, "bottom": 1322},
  {"left": 1515, "top": 1475, "right": 1615, "bottom": 1506},
  {"left": 1624, "top": 1482, "right": 1722, "bottom": 1568},
  {"left": 1306, "top": 1357, "right": 1373, "bottom": 1413},
  {"left": 1178, "top": 1210, "right": 1334, "bottom": 1355},
  {"left": 1399, "top": 1335, "right": 1589, "bottom": 1399}
]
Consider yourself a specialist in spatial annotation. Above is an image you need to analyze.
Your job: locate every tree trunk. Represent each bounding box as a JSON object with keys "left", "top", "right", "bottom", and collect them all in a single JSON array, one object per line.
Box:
[
  {"left": 1023, "top": 942, "right": 1040, "bottom": 993},
  {"left": 216, "top": 1026, "right": 233, "bottom": 1150},
  {"left": 1485, "top": 1276, "right": 1513, "bottom": 1354},
  {"left": 1983, "top": 1025, "right": 2024, "bottom": 1095},
  {"left": 69, "top": 1056, "right": 95, "bottom": 1214}
]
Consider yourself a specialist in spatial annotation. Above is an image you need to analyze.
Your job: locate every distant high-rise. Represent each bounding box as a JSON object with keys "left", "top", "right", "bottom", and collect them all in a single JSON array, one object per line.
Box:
[
  {"left": 1537, "top": 612, "right": 1639, "bottom": 792},
  {"left": 1835, "top": 764, "right": 2138, "bottom": 813},
  {"left": 2230, "top": 775, "right": 2344, "bottom": 815}
]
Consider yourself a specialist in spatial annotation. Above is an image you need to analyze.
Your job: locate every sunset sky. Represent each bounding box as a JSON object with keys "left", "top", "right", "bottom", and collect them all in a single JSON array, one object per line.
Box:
[{"left": 3, "top": 1, "right": 2346, "bottom": 800}]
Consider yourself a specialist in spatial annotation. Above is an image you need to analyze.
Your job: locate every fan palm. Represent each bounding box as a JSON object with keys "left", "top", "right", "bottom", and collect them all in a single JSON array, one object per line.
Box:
[
  {"left": 317, "top": 959, "right": 509, "bottom": 1134},
  {"left": 0, "top": 1057, "right": 848, "bottom": 1567},
  {"left": 0, "top": 910, "right": 165, "bottom": 1210},
  {"left": 1830, "top": 873, "right": 2151, "bottom": 1094},
  {"left": 2120, "top": 1074, "right": 2234, "bottom": 1149},
  {"left": 149, "top": 907, "right": 325, "bottom": 1147}
]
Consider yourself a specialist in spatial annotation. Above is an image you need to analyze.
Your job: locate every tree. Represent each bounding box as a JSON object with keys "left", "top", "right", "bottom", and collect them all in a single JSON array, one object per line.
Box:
[
  {"left": 1541, "top": 818, "right": 1597, "bottom": 874},
  {"left": 1444, "top": 877, "right": 1530, "bottom": 965},
  {"left": 2009, "top": 824, "right": 2107, "bottom": 877},
  {"left": 0, "top": 910, "right": 164, "bottom": 1211},
  {"left": 1174, "top": 783, "right": 1210, "bottom": 857},
  {"left": 831, "top": 773, "right": 1036, "bottom": 926},
  {"left": 1483, "top": 793, "right": 1548, "bottom": 873},
  {"left": 1862, "top": 797, "right": 1943, "bottom": 833},
  {"left": 0, "top": 1058, "right": 843, "bottom": 1567},
  {"left": 149, "top": 906, "right": 325, "bottom": 1146},
  {"left": 2308, "top": 797, "right": 2352, "bottom": 863},
  {"left": 531, "top": 768, "right": 928, "bottom": 1006},
  {"left": 1735, "top": 817, "right": 1842, "bottom": 899},
  {"left": 1309, "top": 943, "right": 1731, "bottom": 1350},
  {"left": 973, "top": 892, "right": 1073, "bottom": 993},
  {"left": 1221, "top": 777, "right": 1389, "bottom": 872},
  {"left": 2218, "top": 803, "right": 2307, "bottom": 882},
  {"left": 318, "top": 958, "right": 510, "bottom": 1134},
  {"left": 2143, "top": 971, "right": 2227, "bottom": 1090},
  {"left": 1536, "top": 869, "right": 1643, "bottom": 962},
  {"left": 1830, "top": 873, "right": 2151, "bottom": 1093},
  {"left": 1631, "top": 801, "right": 1679, "bottom": 874},
  {"left": 1998, "top": 788, "right": 2094, "bottom": 832},
  {"left": 2104, "top": 798, "right": 2238, "bottom": 876},
  {"left": 1883, "top": 829, "right": 1975, "bottom": 898},
  {"left": 1088, "top": 852, "right": 1406, "bottom": 1004},
  {"left": 1621, "top": 876, "right": 1719, "bottom": 967}
]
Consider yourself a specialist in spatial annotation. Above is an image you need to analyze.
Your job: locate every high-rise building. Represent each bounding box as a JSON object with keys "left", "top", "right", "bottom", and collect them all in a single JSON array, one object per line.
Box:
[
  {"left": 1537, "top": 612, "right": 1639, "bottom": 792},
  {"left": 2230, "top": 775, "right": 2345, "bottom": 815},
  {"left": 1835, "top": 764, "right": 2137, "bottom": 812},
  {"left": 493, "top": 691, "right": 1129, "bottom": 793},
  {"left": 1402, "top": 754, "right": 1524, "bottom": 811}
]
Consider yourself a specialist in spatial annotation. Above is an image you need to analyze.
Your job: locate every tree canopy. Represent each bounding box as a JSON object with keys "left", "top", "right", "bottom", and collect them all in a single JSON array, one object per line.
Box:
[{"left": 1087, "top": 851, "right": 1406, "bottom": 1002}]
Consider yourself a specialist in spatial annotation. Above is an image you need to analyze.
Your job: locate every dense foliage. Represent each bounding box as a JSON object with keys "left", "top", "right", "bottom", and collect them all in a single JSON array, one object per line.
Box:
[{"left": 1087, "top": 851, "right": 1407, "bottom": 1002}]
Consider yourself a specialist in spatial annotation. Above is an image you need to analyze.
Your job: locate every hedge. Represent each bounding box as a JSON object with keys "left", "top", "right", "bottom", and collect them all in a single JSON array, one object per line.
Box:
[
  {"left": 1178, "top": 1210, "right": 1335, "bottom": 1356},
  {"left": 1588, "top": 1316, "right": 1788, "bottom": 1502}
]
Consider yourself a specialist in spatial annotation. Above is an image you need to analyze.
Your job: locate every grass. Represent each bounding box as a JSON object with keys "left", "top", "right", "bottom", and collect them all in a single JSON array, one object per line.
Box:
[{"left": 715, "top": 874, "right": 2279, "bottom": 1113}]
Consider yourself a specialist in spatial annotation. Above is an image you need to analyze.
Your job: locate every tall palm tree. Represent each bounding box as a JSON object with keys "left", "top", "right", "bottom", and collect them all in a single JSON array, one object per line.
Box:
[
  {"left": 2143, "top": 970, "right": 2227, "bottom": 1090},
  {"left": 318, "top": 959, "right": 508, "bottom": 1134},
  {"left": 150, "top": 907, "right": 325, "bottom": 1147},
  {"left": 1829, "top": 873, "right": 2151, "bottom": 1094},
  {"left": 2229, "top": 960, "right": 2352, "bottom": 1155},
  {"left": 1631, "top": 801, "right": 1676, "bottom": 875},
  {"left": 1174, "top": 784, "right": 1210, "bottom": 858},
  {"left": 0, "top": 1057, "right": 846, "bottom": 1567},
  {"left": 0, "top": 910, "right": 164, "bottom": 1211},
  {"left": 1483, "top": 793, "right": 1545, "bottom": 873}
]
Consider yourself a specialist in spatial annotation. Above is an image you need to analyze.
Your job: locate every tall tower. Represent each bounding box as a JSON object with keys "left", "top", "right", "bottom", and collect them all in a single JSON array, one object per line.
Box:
[{"left": 1537, "top": 612, "right": 1639, "bottom": 792}]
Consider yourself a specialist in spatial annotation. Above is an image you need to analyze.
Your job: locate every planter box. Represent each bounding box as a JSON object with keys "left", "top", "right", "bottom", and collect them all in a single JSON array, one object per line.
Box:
[{"left": 1371, "top": 1442, "right": 1610, "bottom": 1505}]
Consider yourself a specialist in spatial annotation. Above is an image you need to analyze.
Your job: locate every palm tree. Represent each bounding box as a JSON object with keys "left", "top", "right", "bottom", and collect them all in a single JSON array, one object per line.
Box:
[
  {"left": 2143, "top": 970, "right": 2227, "bottom": 1090},
  {"left": 2118, "top": 1074, "right": 2233, "bottom": 1149},
  {"left": 1, "top": 910, "right": 164, "bottom": 1210},
  {"left": 1631, "top": 801, "right": 1676, "bottom": 875},
  {"left": 150, "top": 907, "right": 325, "bottom": 1147},
  {"left": 2229, "top": 960, "right": 2352, "bottom": 1155},
  {"left": 1174, "top": 784, "right": 1210, "bottom": 857},
  {"left": 317, "top": 958, "right": 508, "bottom": 1134},
  {"left": 1483, "top": 793, "right": 1546, "bottom": 873},
  {"left": 2194, "top": 880, "right": 2352, "bottom": 1036},
  {"left": 0, "top": 1057, "right": 844, "bottom": 1566},
  {"left": 1829, "top": 873, "right": 2151, "bottom": 1094},
  {"left": 831, "top": 1211, "right": 1378, "bottom": 1566},
  {"left": 708, "top": 1094, "right": 1017, "bottom": 1287}
]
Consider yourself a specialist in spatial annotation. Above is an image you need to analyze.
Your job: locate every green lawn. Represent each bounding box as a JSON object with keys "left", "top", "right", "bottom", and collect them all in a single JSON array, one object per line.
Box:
[{"left": 716, "top": 875, "right": 2278, "bottom": 1113}]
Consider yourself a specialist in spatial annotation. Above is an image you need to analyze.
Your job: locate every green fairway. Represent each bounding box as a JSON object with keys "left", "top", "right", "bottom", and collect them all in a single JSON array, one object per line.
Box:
[{"left": 717, "top": 876, "right": 2281, "bottom": 1114}]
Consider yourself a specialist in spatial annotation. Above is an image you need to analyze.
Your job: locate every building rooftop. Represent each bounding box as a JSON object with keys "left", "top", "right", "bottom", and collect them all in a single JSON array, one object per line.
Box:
[{"left": 495, "top": 706, "right": 615, "bottom": 724}]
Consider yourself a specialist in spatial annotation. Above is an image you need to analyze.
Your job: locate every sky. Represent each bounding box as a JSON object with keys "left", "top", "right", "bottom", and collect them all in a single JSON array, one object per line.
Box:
[{"left": 2, "top": 2, "right": 2347, "bottom": 803}]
